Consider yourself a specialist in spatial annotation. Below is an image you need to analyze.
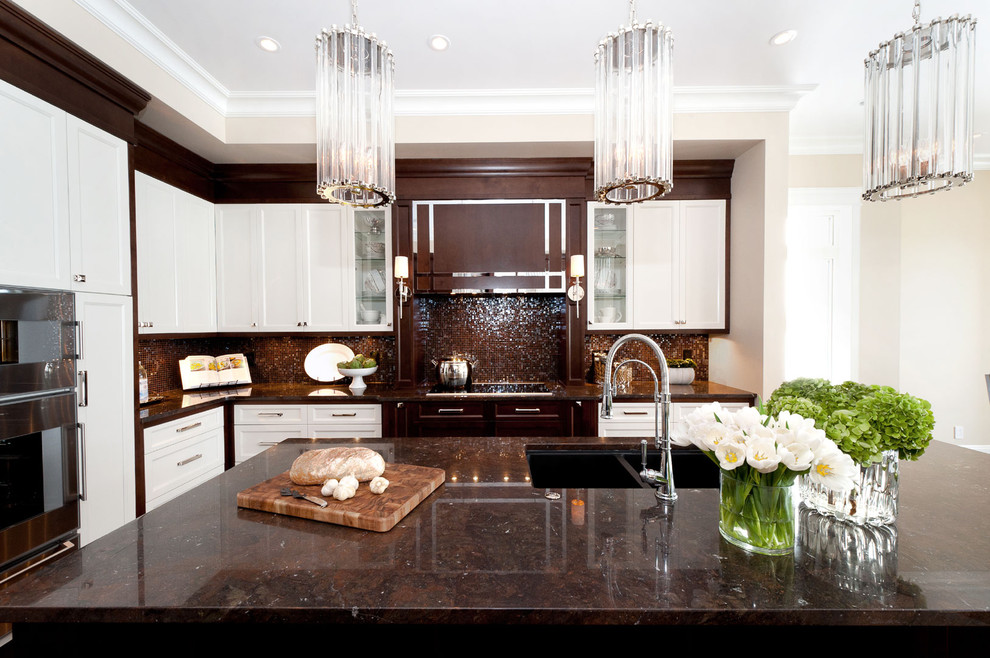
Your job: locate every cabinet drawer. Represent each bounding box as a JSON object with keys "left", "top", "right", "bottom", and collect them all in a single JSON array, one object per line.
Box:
[
  {"left": 234, "top": 404, "right": 307, "bottom": 424},
  {"left": 144, "top": 408, "right": 223, "bottom": 453},
  {"left": 144, "top": 426, "right": 224, "bottom": 507},
  {"left": 234, "top": 424, "right": 310, "bottom": 464},
  {"left": 494, "top": 401, "right": 563, "bottom": 419},
  {"left": 309, "top": 426, "right": 382, "bottom": 439},
  {"left": 412, "top": 401, "right": 486, "bottom": 420},
  {"left": 307, "top": 404, "right": 382, "bottom": 425}
]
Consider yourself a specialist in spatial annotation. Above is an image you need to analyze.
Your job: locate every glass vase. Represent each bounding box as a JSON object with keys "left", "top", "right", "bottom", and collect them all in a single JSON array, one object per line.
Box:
[
  {"left": 718, "top": 471, "right": 796, "bottom": 555},
  {"left": 799, "top": 449, "right": 898, "bottom": 526}
]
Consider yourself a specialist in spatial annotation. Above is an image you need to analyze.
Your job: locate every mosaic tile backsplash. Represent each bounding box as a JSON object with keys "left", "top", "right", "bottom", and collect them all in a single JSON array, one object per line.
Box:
[
  {"left": 584, "top": 333, "right": 710, "bottom": 383},
  {"left": 415, "top": 295, "right": 566, "bottom": 385},
  {"left": 138, "top": 299, "right": 710, "bottom": 393},
  {"left": 138, "top": 335, "right": 395, "bottom": 394}
]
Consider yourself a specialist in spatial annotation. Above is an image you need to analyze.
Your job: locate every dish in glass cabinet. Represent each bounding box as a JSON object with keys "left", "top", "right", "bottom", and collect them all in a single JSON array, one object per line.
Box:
[{"left": 303, "top": 343, "right": 355, "bottom": 382}]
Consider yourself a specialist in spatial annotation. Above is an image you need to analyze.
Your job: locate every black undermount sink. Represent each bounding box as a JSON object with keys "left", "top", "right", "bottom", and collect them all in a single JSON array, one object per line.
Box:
[{"left": 526, "top": 447, "right": 719, "bottom": 489}]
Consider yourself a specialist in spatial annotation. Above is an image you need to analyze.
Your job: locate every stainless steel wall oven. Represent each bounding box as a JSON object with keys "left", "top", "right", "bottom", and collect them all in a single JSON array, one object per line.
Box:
[{"left": 0, "top": 288, "right": 79, "bottom": 575}]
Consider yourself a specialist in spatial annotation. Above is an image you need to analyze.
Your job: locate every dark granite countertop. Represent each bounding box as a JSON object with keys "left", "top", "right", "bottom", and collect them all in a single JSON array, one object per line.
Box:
[
  {"left": 0, "top": 435, "right": 987, "bottom": 639},
  {"left": 140, "top": 380, "right": 758, "bottom": 426}
]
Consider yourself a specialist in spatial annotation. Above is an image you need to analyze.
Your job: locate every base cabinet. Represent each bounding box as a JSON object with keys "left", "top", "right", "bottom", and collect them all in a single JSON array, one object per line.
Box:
[
  {"left": 390, "top": 400, "right": 589, "bottom": 437},
  {"left": 598, "top": 401, "right": 751, "bottom": 442},
  {"left": 143, "top": 408, "right": 225, "bottom": 511},
  {"left": 233, "top": 403, "right": 383, "bottom": 464}
]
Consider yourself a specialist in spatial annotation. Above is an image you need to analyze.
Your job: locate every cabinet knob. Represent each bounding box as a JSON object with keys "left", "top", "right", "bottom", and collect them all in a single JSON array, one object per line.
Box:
[{"left": 251, "top": 322, "right": 257, "bottom": 327}]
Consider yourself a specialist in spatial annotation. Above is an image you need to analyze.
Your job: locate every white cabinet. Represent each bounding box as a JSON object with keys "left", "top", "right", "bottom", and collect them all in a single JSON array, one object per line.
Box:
[
  {"left": 66, "top": 116, "right": 131, "bottom": 295},
  {"left": 76, "top": 292, "right": 135, "bottom": 545},
  {"left": 216, "top": 204, "right": 391, "bottom": 333},
  {"left": 588, "top": 200, "right": 726, "bottom": 331},
  {"left": 135, "top": 173, "right": 217, "bottom": 333},
  {"left": 232, "top": 403, "right": 383, "bottom": 464},
  {"left": 143, "top": 408, "right": 225, "bottom": 511},
  {"left": 0, "top": 78, "right": 129, "bottom": 294},
  {"left": 598, "top": 401, "right": 750, "bottom": 442}
]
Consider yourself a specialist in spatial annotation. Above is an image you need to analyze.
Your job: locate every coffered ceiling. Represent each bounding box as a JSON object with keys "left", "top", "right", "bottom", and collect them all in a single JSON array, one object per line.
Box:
[{"left": 13, "top": 0, "right": 989, "bottom": 165}]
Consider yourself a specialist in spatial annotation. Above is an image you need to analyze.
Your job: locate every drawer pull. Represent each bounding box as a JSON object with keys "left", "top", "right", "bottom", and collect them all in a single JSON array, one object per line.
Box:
[
  {"left": 514, "top": 408, "right": 542, "bottom": 414},
  {"left": 622, "top": 411, "right": 650, "bottom": 416},
  {"left": 259, "top": 442, "right": 280, "bottom": 446},
  {"left": 257, "top": 412, "right": 284, "bottom": 417},
  {"left": 177, "top": 453, "right": 203, "bottom": 466},
  {"left": 438, "top": 408, "right": 464, "bottom": 414},
  {"left": 332, "top": 412, "right": 358, "bottom": 417},
  {"left": 176, "top": 421, "right": 202, "bottom": 433}
]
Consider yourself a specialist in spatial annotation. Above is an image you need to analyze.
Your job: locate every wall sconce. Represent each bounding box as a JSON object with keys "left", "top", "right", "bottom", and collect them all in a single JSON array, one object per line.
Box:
[
  {"left": 567, "top": 255, "right": 585, "bottom": 318},
  {"left": 394, "top": 256, "right": 411, "bottom": 319}
]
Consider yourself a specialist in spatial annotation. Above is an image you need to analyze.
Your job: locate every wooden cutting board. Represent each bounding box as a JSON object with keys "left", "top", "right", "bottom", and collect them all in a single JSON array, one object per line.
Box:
[{"left": 236, "top": 463, "right": 445, "bottom": 532}]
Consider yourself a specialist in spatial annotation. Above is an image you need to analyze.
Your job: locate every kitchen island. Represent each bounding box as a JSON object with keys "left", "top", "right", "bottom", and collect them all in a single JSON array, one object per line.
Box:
[{"left": 0, "top": 435, "right": 987, "bottom": 653}]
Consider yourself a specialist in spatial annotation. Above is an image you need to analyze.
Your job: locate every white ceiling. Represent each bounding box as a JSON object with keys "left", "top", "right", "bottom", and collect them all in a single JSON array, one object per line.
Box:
[{"left": 17, "top": 0, "right": 988, "bottom": 165}]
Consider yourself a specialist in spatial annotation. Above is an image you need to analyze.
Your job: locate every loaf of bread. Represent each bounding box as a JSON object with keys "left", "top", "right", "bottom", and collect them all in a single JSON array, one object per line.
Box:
[{"left": 289, "top": 447, "right": 385, "bottom": 485}]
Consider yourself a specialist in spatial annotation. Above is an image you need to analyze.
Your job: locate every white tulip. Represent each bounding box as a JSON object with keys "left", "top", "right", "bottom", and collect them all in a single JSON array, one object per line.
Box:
[
  {"left": 746, "top": 437, "right": 782, "bottom": 473},
  {"left": 715, "top": 440, "right": 747, "bottom": 471}
]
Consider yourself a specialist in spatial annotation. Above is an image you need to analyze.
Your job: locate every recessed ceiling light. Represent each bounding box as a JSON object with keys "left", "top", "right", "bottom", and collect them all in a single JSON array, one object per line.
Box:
[
  {"left": 769, "top": 29, "right": 797, "bottom": 46},
  {"left": 256, "top": 36, "right": 281, "bottom": 53},
  {"left": 428, "top": 34, "right": 450, "bottom": 51}
]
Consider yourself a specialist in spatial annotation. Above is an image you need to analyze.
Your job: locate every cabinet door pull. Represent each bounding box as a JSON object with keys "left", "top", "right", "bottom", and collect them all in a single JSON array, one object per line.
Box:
[
  {"left": 332, "top": 412, "right": 357, "bottom": 417},
  {"left": 257, "top": 412, "right": 284, "bottom": 417},
  {"left": 73, "top": 274, "right": 86, "bottom": 283},
  {"left": 514, "top": 408, "right": 541, "bottom": 414},
  {"left": 78, "top": 370, "right": 89, "bottom": 407},
  {"left": 77, "top": 422, "right": 87, "bottom": 502},
  {"left": 622, "top": 410, "right": 649, "bottom": 416},
  {"left": 177, "top": 453, "right": 203, "bottom": 466},
  {"left": 438, "top": 408, "right": 464, "bottom": 414},
  {"left": 176, "top": 421, "right": 202, "bottom": 433}
]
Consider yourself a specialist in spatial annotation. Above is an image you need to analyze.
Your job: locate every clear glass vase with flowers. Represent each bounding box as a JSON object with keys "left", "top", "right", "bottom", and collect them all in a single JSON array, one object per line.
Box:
[{"left": 682, "top": 402, "right": 858, "bottom": 555}]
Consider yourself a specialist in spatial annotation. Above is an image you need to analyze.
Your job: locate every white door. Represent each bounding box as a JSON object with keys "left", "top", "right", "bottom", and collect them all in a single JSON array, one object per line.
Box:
[
  {"left": 216, "top": 205, "right": 260, "bottom": 331},
  {"left": 136, "top": 172, "right": 179, "bottom": 332},
  {"left": 258, "top": 206, "right": 304, "bottom": 331},
  {"left": 66, "top": 116, "right": 130, "bottom": 295},
  {"left": 785, "top": 191, "right": 858, "bottom": 382},
  {"left": 0, "top": 78, "right": 70, "bottom": 289},
  {"left": 173, "top": 190, "right": 217, "bottom": 332},
  {"left": 680, "top": 200, "right": 726, "bottom": 329},
  {"left": 76, "top": 292, "right": 135, "bottom": 545},
  {"left": 300, "top": 205, "right": 348, "bottom": 331},
  {"left": 631, "top": 202, "right": 679, "bottom": 329}
]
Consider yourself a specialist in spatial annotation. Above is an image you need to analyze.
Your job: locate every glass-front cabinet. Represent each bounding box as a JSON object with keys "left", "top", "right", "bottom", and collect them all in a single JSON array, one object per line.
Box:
[
  {"left": 588, "top": 204, "right": 630, "bottom": 329},
  {"left": 352, "top": 208, "right": 392, "bottom": 330}
]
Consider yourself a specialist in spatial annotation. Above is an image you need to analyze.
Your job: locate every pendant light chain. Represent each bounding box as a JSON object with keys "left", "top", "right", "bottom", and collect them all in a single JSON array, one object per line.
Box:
[{"left": 912, "top": 0, "right": 921, "bottom": 27}]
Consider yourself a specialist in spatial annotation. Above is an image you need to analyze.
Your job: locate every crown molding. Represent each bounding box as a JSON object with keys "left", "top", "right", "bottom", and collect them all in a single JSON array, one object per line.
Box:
[{"left": 75, "top": 0, "right": 229, "bottom": 114}]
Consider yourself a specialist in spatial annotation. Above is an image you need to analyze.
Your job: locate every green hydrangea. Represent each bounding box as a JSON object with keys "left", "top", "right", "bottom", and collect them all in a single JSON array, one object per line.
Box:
[{"left": 766, "top": 379, "right": 935, "bottom": 465}]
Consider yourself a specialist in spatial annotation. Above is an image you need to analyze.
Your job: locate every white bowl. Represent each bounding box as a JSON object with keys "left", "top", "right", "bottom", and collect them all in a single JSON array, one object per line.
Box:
[{"left": 337, "top": 365, "right": 378, "bottom": 391}]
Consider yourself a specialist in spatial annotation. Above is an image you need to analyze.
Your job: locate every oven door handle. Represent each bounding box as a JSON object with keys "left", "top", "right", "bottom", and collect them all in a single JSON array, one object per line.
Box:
[
  {"left": 74, "top": 319, "right": 83, "bottom": 360},
  {"left": 77, "top": 422, "right": 87, "bottom": 502}
]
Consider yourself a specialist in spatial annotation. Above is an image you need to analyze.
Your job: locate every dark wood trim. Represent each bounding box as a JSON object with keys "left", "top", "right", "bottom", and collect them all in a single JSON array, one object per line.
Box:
[
  {"left": 133, "top": 123, "right": 215, "bottom": 201},
  {"left": 0, "top": 1, "right": 149, "bottom": 140}
]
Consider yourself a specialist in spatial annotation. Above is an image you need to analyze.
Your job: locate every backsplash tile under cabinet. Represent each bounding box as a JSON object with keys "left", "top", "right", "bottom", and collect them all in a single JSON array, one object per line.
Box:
[
  {"left": 415, "top": 295, "right": 565, "bottom": 385},
  {"left": 138, "top": 336, "right": 396, "bottom": 394},
  {"left": 584, "top": 333, "right": 709, "bottom": 383}
]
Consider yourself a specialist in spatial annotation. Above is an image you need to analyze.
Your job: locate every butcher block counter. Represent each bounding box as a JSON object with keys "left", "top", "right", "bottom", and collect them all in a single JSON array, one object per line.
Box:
[{"left": 0, "top": 436, "right": 987, "bottom": 652}]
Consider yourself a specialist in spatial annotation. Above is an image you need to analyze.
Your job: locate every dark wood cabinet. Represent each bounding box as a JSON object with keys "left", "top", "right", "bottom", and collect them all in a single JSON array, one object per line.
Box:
[
  {"left": 411, "top": 200, "right": 567, "bottom": 293},
  {"left": 384, "top": 399, "right": 593, "bottom": 438}
]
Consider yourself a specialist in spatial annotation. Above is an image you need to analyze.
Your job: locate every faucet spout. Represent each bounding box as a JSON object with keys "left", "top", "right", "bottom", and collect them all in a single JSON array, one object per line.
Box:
[{"left": 600, "top": 334, "right": 676, "bottom": 503}]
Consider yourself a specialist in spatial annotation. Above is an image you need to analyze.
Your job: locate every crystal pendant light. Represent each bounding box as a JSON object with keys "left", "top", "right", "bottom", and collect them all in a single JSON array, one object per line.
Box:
[
  {"left": 594, "top": 0, "right": 673, "bottom": 204},
  {"left": 316, "top": 0, "right": 395, "bottom": 207},
  {"left": 863, "top": 1, "right": 977, "bottom": 202}
]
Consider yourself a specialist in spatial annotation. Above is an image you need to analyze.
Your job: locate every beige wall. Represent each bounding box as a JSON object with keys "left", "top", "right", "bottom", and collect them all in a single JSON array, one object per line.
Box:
[{"left": 788, "top": 155, "right": 990, "bottom": 445}]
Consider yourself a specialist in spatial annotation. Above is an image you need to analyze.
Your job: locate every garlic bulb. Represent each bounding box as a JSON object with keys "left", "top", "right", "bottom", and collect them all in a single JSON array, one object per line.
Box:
[{"left": 369, "top": 476, "right": 389, "bottom": 494}]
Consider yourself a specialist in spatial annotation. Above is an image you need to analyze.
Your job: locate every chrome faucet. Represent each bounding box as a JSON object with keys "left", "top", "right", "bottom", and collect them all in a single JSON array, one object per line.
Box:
[{"left": 601, "top": 334, "right": 676, "bottom": 503}]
